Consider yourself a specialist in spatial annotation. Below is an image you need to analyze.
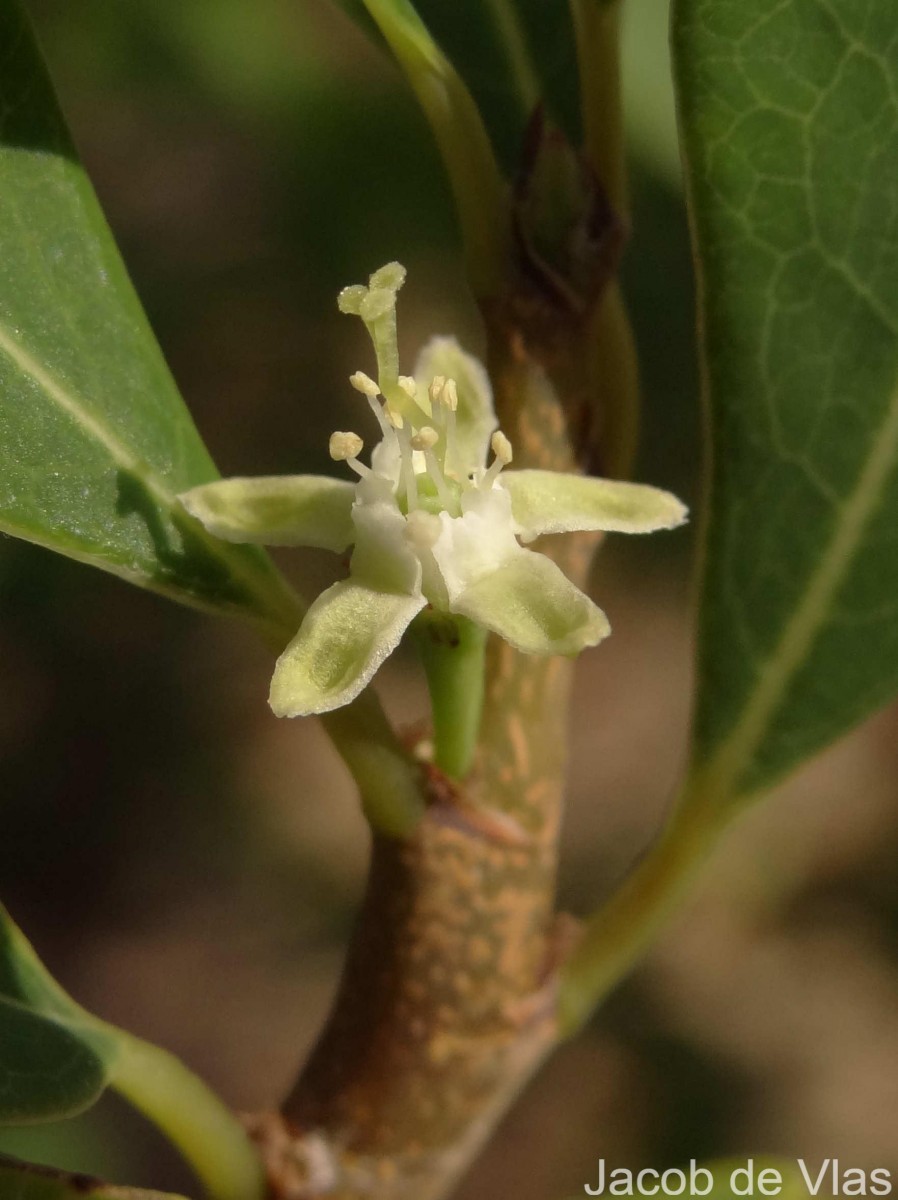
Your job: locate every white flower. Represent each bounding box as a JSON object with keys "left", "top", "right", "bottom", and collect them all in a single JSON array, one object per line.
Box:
[{"left": 179, "top": 263, "right": 687, "bottom": 718}]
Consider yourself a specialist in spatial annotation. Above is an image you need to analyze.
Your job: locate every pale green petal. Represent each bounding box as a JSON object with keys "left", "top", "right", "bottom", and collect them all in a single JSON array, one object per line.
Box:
[
  {"left": 350, "top": 500, "right": 422, "bottom": 594},
  {"left": 500, "top": 470, "right": 688, "bottom": 541},
  {"left": 179, "top": 476, "right": 356, "bottom": 551},
  {"left": 269, "top": 581, "right": 425, "bottom": 716},
  {"left": 413, "top": 336, "right": 496, "bottom": 467},
  {"left": 452, "top": 549, "right": 610, "bottom": 656}
]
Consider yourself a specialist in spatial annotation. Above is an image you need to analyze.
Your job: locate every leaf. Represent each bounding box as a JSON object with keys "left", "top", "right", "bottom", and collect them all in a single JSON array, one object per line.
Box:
[
  {"left": 0, "top": 2, "right": 299, "bottom": 640},
  {"left": 0, "top": 1154, "right": 186, "bottom": 1200},
  {"left": 675, "top": 0, "right": 898, "bottom": 804},
  {"left": 333, "top": 0, "right": 581, "bottom": 174},
  {"left": 0, "top": 909, "right": 265, "bottom": 1200},
  {"left": 0, "top": 907, "right": 118, "bottom": 1123}
]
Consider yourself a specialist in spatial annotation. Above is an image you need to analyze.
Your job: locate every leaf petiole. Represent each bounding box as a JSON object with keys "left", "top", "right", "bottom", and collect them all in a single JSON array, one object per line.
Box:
[{"left": 106, "top": 1029, "right": 265, "bottom": 1200}]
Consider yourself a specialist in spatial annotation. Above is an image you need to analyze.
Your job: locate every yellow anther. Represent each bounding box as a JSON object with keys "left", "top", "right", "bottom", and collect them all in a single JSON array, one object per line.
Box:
[
  {"left": 410, "top": 426, "right": 439, "bottom": 452},
  {"left": 329, "top": 431, "right": 364, "bottom": 461},
  {"left": 349, "top": 371, "right": 380, "bottom": 398},
  {"left": 398, "top": 376, "right": 417, "bottom": 399},
  {"left": 441, "top": 378, "right": 458, "bottom": 411},
  {"left": 428, "top": 375, "right": 446, "bottom": 406},
  {"left": 386, "top": 407, "right": 405, "bottom": 430},
  {"left": 491, "top": 430, "right": 513, "bottom": 465}
]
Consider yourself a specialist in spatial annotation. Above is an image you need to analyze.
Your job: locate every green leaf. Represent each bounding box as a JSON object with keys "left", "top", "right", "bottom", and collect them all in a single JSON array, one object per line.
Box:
[
  {"left": 0, "top": 1003, "right": 113, "bottom": 1126},
  {"left": 675, "top": 0, "right": 898, "bottom": 805},
  {"left": 336, "top": 0, "right": 508, "bottom": 294},
  {"left": 0, "top": 907, "right": 118, "bottom": 1123},
  {"left": 0, "top": 908, "right": 264, "bottom": 1200},
  {"left": 0, "top": 1154, "right": 186, "bottom": 1200},
  {"left": 0, "top": 2, "right": 299, "bottom": 641},
  {"left": 334, "top": 0, "right": 583, "bottom": 177}
]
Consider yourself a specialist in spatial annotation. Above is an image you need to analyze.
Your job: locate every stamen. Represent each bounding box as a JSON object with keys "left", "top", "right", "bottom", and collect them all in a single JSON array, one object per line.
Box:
[
  {"left": 410, "top": 426, "right": 439, "bottom": 452},
  {"left": 492, "top": 430, "right": 514, "bottom": 464},
  {"left": 398, "top": 376, "right": 417, "bottom": 400},
  {"left": 349, "top": 371, "right": 380, "bottom": 398},
  {"left": 410, "top": 427, "right": 454, "bottom": 510},
  {"left": 329, "top": 431, "right": 364, "bottom": 461},
  {"left": 441, "top": 378, "right": 458, "bottom": 412},
  {"left": 394, "top": 423, "right": 419, "bottom": 511},
  {"left": 481, "top": 430, "right": 514, "bottom": 488},
  {"left": 328, "top": 430, "right": 370, "bottom": 477},
  {"left": 428, "top": 376, "right": 446, "bottom": 408},
  {"left": 405, "top": 509, "right": 441, "bottom": 551},
  {"left": 349, "top": 369, "right": 395, "bottom": 440},
  {"left": 386, "top": 407, "right": 404, "bottom": 430},
  {"left": 439, "top": 378, "right": 459, "bottom": 478},
  {"left": 366, "top": 395, "right": 393, "bottom": 439}
]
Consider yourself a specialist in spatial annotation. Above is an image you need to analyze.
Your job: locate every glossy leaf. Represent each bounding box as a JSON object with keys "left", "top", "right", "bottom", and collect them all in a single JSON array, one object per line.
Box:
[
  {"left": 676, "top": 0, "right": 898, "bottom": 804},
  {"left": 0, "top": 2, "right": 299, "bottom": 640},
  {"left": 0, "top": 1155, "right": 186, "bottom": 1200}
]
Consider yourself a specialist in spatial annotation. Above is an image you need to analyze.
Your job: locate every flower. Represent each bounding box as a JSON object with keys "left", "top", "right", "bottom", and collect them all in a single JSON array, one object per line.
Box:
[{"left": 179, "top": 263, "right": 686, "bottom": 718}]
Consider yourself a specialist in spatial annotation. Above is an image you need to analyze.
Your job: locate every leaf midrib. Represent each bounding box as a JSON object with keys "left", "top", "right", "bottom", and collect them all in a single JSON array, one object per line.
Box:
[
  {"left": 0, "top": 321, "right": 300, "bottom": 631},
  {"left": 697, "top": 369, "right": 898, "bottom": 805},
  {"left": 0, "top": 321, "right": 174, "bottom": 504}
]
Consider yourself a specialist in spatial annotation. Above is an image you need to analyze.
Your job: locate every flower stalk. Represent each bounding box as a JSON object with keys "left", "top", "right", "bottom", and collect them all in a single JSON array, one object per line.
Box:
[{"left": 412, "top": 611, "right": 488, "bottom": 779}]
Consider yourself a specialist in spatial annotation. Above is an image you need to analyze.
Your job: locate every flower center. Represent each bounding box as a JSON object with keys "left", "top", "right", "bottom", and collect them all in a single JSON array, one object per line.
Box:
[{"left": 330, "top": 263, "right": 514, "bottom": 519}]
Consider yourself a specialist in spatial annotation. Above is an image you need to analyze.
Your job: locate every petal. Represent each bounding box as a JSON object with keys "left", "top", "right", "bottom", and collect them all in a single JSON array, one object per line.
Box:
[
  {"left": 451, "top": 548, "right": 610, "bottom": 656},
  {"left": 500, "top": 470, "right": 688, "bottom": 542},
  {"left": 179, "top": 475, "right": 356, "bottom": 551},
  {"left": 269, "top": 580, "right": 425, "bottom": 716},
  {"left": 350, "top": 500, "right": 422, "bottom": 594},
  {"left": 413, "top": 336, "right": 497, "bottom": 468}
]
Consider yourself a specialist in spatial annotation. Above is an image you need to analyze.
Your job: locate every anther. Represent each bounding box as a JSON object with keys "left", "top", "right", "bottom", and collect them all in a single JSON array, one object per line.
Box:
[
  {"left": 441, "top": 378, "right": 458, "bottom": 411},
  {"left": 481, "top": 430, "right": 514, "bottom": 488},
  {"left": 491, "top": 430, "right": 513, "bottom": 465},
  {"left": 410, "top": 426, "right": 439, "bottom": 452},
  {"left": 349, "top": 371, "right": 380, "bottom": 398},
  {"left": 329, "top": 431, "right": 364, "bottom": 461},
  {"left": 398, "top": 376, "right": 417, "bottom": 399},
  {"left": 428, "top": 376, "right": 446, "bottom": 406},
  {"left": 438, "top": 379, "right": 459, "bottom": 479}
]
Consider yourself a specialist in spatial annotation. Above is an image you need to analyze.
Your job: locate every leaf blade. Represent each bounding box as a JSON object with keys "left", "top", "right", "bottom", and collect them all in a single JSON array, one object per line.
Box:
[
  {"left": 0, "top": 907, "right": 118, "bottom": 1124},
  {"left": 0, "top": 1, "right": 299, "bottom": 637},
  {"left": 675, "top": 0, "right": 898, "bottom": 803}
]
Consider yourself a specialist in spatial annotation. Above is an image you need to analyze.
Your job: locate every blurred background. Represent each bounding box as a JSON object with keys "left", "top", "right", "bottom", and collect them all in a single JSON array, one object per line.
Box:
[{"left": 1, "top": 2, "right": 897, "bottom": 1196}]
